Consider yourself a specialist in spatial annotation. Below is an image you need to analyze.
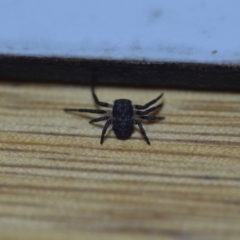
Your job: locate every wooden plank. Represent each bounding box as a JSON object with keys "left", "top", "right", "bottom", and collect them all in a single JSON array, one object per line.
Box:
[{"left": 0, "top": 83, "right": 240, "bottom": 240}]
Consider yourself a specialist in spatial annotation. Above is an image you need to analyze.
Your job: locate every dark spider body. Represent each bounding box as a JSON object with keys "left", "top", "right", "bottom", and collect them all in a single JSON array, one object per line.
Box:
[
  {"left": 64, "top": 87, "right": 164, "bottom": 145},
  {"left": 112, "top": 99, "right": 134, "bottom": 139}
]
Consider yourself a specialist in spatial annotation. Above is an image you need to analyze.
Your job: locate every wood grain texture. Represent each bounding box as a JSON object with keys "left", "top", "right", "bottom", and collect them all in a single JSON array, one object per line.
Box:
[{"left": 0, "top": 83, "right": 240, "bottom": 240}]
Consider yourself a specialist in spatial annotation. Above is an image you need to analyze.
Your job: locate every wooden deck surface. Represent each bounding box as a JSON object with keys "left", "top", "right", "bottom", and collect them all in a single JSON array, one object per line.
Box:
[{"left": 0, "top": 83, "right": 240, "bottom": 240}]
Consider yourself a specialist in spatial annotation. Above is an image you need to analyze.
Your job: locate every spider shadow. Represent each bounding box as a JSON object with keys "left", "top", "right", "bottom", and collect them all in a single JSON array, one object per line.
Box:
[
  {"left": 65, "top": 111, "right": 94, "bottom": 121},
  {"left": 66, "top": 111, "right": 113, "bottom": 139}
]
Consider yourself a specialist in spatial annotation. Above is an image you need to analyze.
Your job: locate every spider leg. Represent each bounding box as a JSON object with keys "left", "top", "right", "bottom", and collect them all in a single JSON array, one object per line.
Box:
[
  {"left": 64, "top": 108, "right": 107, "bottom": 114},
  {"left": 133, "top": 93, "right": 163, "bottom": 110},
  {"left": 135, "top": 103, "right": 163, "bottom": 115},
  {"left": 100, "top": 119, "right": 112, "bottom": 144},
  {"left": 139, "top": 116, "right": 165, "bottom": 121},
  {"left": 92, "top": 86, "right": 113, "bottom": 108},
  {"left": 89, "top": 116, "right": 110, "bottom": 123},
  {"left": 135, "top": 120, "right": 150, "bottom": 145}
]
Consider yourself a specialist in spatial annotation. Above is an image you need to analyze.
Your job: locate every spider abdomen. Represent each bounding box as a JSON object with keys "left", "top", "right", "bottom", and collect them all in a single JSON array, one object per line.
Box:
[
  {"left": 112, "top": 117, "right": 134, "bottom": 139},
  {"left": 112, "top": 99, "right": 134, "bottom": 139}
]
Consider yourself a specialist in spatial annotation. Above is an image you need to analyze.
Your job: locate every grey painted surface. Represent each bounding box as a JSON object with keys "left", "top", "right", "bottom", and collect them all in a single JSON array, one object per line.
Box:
[{"left": 0, "top": 0, "right": 240, "bottom": 64}]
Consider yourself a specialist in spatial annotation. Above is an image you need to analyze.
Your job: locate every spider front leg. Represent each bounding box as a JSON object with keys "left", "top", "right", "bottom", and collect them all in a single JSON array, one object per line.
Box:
[
  {"left": 64, "top": 108, "right": 107, "bottom": 114},
  {"left": 135, "top": 103, "right": 163, "bottom": 115},
  {"left": 89, "top": 116, "right": 110, "bottom": 123},
  {"left": 92, "top": 86, "right": 113, "bottom": 108},
  {"left": 135, "top": 120, "right": 150, "bottom": 145},
  {"left": 133, "top": 93, "right": 163, "bottom": 110}
]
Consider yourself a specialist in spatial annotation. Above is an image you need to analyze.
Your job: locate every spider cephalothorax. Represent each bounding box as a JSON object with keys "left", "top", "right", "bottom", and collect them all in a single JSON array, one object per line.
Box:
[{"left": 64, "top": 87, "right": 164, "bottom": 144}]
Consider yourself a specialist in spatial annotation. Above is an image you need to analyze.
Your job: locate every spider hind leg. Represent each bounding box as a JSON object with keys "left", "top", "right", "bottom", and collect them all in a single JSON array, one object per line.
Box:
[
  {"left": 135, "top": 120, "right": 150, "bottom": 145},
  {"left": 100, "top": 119, "right": 112, "bottom": 144}
]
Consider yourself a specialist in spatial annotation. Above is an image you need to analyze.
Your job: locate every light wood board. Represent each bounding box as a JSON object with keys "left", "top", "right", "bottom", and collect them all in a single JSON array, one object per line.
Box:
[{"left": 0, "top": 83, "right": 240, "bottom": 240}]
